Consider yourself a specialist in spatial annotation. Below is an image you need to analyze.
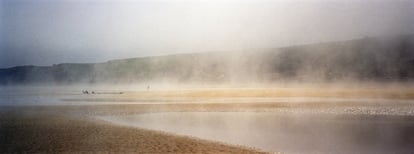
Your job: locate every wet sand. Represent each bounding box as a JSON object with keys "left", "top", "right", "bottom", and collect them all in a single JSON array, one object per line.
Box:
[
  {"left": 0, "top": 106, "right": 265, "bottom": 153},
  {"left": 1, "top": 87, "right": 414, "bottom": 153}
]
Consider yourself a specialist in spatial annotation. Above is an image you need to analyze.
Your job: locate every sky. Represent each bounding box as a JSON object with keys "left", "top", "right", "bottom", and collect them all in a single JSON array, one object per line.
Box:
[{"left": 0, "top": 0, "right": 413, "bottom": 68}]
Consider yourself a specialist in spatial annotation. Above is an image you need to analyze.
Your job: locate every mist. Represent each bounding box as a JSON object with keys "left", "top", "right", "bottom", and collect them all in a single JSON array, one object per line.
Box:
[
  {"left": 1, "top": 0, "right": 413, "bottom": 68},
  {"left": 1, "top": 34, "right": 413, "bottom": 86},
  {"left": 2, "top": 1, "right": 414, "bottom": 153}
]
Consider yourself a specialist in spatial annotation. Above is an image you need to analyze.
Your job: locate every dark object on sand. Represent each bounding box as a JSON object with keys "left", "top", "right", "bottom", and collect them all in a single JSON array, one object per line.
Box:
[{"left": 82, "top": 90, "right": 123, "bottom": 95}]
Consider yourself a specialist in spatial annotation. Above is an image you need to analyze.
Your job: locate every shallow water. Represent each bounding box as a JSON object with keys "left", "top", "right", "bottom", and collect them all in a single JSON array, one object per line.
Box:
[
  {"left": 1, "top": 87, "right": 413, "bottom": 106},
  {"left": 2, "top": 87, "right": 414, "bottom": 153},
  {"left": 100, "top": 112, "right": 414, "bottom": 153}
]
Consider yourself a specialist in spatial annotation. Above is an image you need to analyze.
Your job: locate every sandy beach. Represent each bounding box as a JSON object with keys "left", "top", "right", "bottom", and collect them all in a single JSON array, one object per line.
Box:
[
  {"left": 0, "top": 105, "right": 266, "bottom": 153},
  {"left": 1, "top": 87, "right": 414, "bottom": 153},
  {"left": 2, "top": 0, "right": 414, "bottom": 153}
]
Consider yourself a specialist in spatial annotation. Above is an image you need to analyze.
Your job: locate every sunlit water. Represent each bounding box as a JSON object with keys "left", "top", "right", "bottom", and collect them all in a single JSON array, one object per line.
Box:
[
  {"left": 1, "top": 87, "right": 414, "bottom": 107},
  {"left": 99, "top": 112, "right": 414, "bottom": 153}
]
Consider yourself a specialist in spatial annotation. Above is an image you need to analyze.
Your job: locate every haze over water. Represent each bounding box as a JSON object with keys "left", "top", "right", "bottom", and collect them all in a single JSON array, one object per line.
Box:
[
  {"left": 1, "top": 0, "right": 413, "bottom": 68},
  {"left": 1, "top": 0, "right": 414, "bottom": 153}
]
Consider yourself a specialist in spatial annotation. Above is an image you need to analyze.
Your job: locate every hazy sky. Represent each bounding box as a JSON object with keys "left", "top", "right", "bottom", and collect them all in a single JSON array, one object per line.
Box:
[{"left": 1, "top": 0, "right": 413, "bottom": 68}]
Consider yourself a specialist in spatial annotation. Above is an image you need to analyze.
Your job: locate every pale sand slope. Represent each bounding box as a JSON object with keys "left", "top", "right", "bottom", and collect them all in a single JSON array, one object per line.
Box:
[{"left": 0, "top": 106, "right": 266, "bottom": 153}]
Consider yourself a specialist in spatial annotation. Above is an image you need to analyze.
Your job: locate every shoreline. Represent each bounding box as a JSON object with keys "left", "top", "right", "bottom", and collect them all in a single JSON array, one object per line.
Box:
[
  {"left": 2, "top": 86, "right": 414, "bottom": 153},
  {"left": 0, "top": 105, "right": 268, "bottom": 153}
]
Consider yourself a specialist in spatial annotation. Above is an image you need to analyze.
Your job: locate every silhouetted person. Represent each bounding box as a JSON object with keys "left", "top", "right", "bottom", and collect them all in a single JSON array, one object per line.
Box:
[{"left": 147, "top": 85, "right": 150, "bottom": 91}]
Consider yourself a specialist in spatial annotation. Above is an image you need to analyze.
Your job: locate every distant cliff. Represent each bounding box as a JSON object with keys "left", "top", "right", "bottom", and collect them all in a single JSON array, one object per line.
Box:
[{"left": 1, "top": 35, "right": 414, "bottom": 85}]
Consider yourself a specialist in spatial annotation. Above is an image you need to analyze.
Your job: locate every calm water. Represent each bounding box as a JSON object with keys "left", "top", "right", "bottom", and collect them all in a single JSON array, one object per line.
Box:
[
  {"left": 100, "top": 112, "right": 414, "bottom": 153},
  {"left": 1, "top": 86, "right": 413, "bottom": 106},
  {"left": 2, "top": 87, "right": 414, "bottom": 153}
]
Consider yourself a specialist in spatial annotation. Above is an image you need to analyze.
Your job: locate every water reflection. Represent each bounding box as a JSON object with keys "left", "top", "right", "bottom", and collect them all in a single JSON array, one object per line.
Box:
[{"left": 100, "top": 112, "right": 414, "bottom": 153}]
